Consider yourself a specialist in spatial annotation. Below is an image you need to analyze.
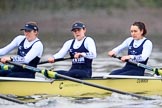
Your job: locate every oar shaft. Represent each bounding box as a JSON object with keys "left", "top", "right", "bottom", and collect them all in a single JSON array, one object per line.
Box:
[
  {"left": 130, "top": 60, "right": 153, "bottom": 71},
  {"left": 113, "top": 55, "right": 162, "bottom": 75},
  {"left": 113, "top": 55, "right": 152, "bottom": 70},
  {"left": 0, "top": 64, "right": 14, "bottom": 70},
  {"left": 39, "top": 57, "right": 72, "bottom": 65},
  {"left": 0, "top": 94, "right": 26, "bottom": 104},
  {"left": 7, "top": 62, "right": 40, "bottom": 72},
  {"left": 55, "top": 57, "right": 72, "bottom": 62},
  {"left": 55, "top": 74, "right": 153, "bottom": 100},
  {"left": 38, "top": 61, "right": 48, "bottom": 64}
]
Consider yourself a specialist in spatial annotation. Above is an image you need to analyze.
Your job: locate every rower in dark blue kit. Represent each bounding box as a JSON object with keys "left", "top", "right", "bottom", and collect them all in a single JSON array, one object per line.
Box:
[
  {"left": 108, "top": 21, "right": 153, "bottom": 76},
  {"left": 47, "top": 21, "right": 97, "bottom": 79},
  {"left": 0, "top": 21, "right": 43, "bottom": 78}
]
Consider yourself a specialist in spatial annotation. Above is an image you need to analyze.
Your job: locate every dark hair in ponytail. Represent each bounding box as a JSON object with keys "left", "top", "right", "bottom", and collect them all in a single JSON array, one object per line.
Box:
[{"left": 132, "top": 22, "right": 147, "bottom": 36}]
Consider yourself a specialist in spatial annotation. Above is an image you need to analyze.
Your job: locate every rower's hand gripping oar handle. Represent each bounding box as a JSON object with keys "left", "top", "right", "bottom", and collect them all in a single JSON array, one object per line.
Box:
[
  {"left": 0, "top": 58, "right": 15, "bottom": 70},
  {"left": 112, "top": 55, "right": 162, "bottom": 76},
  {"left": 112, "top": 55, "right": 121, "bottom": 60}
]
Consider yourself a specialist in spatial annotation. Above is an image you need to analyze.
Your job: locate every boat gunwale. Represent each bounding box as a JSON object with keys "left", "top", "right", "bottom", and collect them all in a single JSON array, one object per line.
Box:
[{"left": 0, "top": 75, "right": 162, "bottom": 83}]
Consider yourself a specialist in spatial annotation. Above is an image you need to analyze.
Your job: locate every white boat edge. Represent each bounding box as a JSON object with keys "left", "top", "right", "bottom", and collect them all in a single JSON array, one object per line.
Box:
[{"left": 0, "top": 74, "right": 162, "bottom": 82}]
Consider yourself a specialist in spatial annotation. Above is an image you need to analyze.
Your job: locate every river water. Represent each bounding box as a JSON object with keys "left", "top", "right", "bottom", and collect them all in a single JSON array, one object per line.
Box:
[{"left": 1, "top": 34, "right": 162, "bottom": 107}]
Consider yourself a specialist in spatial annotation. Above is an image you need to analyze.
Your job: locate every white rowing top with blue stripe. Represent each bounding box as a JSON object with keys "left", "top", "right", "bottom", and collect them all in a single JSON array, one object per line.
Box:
[
  {"left": 0, "top": 35, "right": 43, "bottom": 64},
  {"left": 53, "top": 36, "right": 97, "bottom": 59},
  {"left": 112, "top": 37, "right": 152, "bottom": 62}
]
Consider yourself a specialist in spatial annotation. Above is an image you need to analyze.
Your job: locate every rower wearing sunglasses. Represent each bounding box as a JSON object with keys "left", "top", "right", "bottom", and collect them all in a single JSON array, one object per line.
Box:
[{"left": 0, "top": 21, "right": 43, "bottom": 78}]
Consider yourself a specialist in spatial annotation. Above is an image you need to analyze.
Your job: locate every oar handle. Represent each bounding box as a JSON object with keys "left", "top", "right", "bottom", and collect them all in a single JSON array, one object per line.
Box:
[
  {"left": 55, "top": 57, "right": 72, "bottom": 62},
  {"left": 38, "top": 61, "right": 48, "bottom": 64},
  {"left": 39, "top": 57, "right": 72, "bottom": 65},
  {"left": 112, "top": 55, "right": 121, "bottom": 60},
  {"left": 112, "top": 55, "right": 162, "bottom": 75},
  {"left": 112, "top": 55, "right": 149, "bottom": 68}
]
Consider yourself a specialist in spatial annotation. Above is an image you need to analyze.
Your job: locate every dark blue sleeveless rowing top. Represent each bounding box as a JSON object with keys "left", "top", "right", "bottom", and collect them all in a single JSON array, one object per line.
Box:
[
  {"left": 125, "top": 39, "right": 148, "bottom": 72},
  {"left": 69, "top": 38, "right": 92, "bottom": 71},
  {"left": 17, "top": 38, "right": 40, "bottom": 67}
]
